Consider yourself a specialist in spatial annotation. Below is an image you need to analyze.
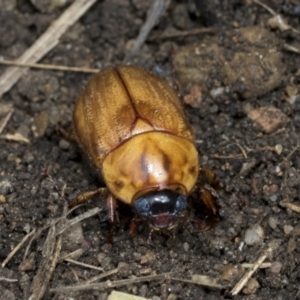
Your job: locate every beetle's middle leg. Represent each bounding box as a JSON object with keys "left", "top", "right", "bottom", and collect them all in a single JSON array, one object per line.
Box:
[
  {"left": 69, "top": 187, "right": 108, "bottom": 208},
  {"left": 106, "top": 192, "right": 119, "bottom": 224}
]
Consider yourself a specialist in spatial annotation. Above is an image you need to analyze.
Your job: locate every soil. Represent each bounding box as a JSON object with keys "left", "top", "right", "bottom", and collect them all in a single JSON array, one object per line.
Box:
[{"left": 1, "top": 0, "right": 300, "bottom": 299}]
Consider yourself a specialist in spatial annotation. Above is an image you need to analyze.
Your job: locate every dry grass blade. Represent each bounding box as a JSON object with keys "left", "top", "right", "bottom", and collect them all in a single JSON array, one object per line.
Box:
[
  {"left": 57, "top": 207, "right": 102, "bottom": 235},
  {"left": 0, "top": 0, "right": 97, "bottom": 99},
  {"left": 59, "top": 249, "right": 84, "bottom": 261},
  {"left": 2, "top": 229, "right": 36, "bottom": 268},
  {"left": 84, "top": 268, "right": 119, "bottom": 284},
  {"left": 50, "top": 272, "right": 173, "bottom": 293},
  {"left": 29, "top": 205, "right": 67, "bottom": 300},
  {"left": 0, "top": 60, "right": 99, "bottom": 74},
  {"left": 2, "top": 133, "right": 30, "bottom": 143}
]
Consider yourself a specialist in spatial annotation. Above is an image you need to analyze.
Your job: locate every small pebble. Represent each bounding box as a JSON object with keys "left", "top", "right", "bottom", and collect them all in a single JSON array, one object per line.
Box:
[
  {"left": 59, "top": 139, "right": 70, "bottom": 150},
  {"left": 183, "top": 242, "right": 189, "bottom": 252},
  {"left": 167, "top": 294, "right": 177, "bottom": 300},
  {"left": 270, "top": 261, "right": 282, "bottom": 274},
  {"left": 0, "top": 194, "right": 6, "bottom": 203},
  {"left": 244, "top": 224, "right": 264, "bottom": 245},
  {"left": 140, "top": 252, "right": 156, "bottom": 265},
  {"left": 62, "top": 223, "right": 84, "bottom": 248},
  {"left": 287, "top": 237, "right": 296, "bottom": 254},
  {"left": 269, "top": 195, "right": 278, "bottom": 202},
  {"left": 139, "top": 284, "right": 148, "bottom": 297},
  {"left": 268, "top": 239, "right": 283, "bottom": 251},
  {"left": 0, "top": 178, "right": 13, "bottom": 195},
  {"left": 283, "top": 225, "right": 293, "bottom": 235},
  {"left": 221, "top": 265, "right": 239, "bottom": 282},
  {"left": 242, "top": 278, "right": 260, "bottom": 294},
  {"left": 268, "top": 217, "right": 278, "bottom": 230},
  {"left": 274, "top": 144, "right": 283, "bottom": 155},
  {"left": 247, "top": 106, "right": 290, "bottom": 133},
  {"left": 33, "top": 111, "right": 49, "bottom": 137},
  {"left": 139, "top": 267, "right": 152, "bottom": 275}
]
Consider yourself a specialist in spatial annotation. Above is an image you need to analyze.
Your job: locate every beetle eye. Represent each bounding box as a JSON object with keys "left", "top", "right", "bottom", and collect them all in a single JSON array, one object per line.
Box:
[
  {"left": 134, "top": 198, "right": 150, "bottom": 216},
  {"left": 176, "top": 195, "right": 187, "bottom": 211}
]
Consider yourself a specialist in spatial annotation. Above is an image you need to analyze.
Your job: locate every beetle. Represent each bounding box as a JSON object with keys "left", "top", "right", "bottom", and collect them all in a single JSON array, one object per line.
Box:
[{"left": 71, "top": 65, "right": 218, "bottom": 233}]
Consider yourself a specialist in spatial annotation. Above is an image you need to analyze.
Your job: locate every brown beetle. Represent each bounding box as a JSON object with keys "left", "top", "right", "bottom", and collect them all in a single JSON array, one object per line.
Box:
[{"left": 72, "top": 65, "right": 218, "bottom": 233}]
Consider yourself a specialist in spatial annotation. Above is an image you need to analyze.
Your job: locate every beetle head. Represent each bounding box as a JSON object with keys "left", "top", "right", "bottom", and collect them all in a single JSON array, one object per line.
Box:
[{"left": 134, "top": 190, "right": 187, "bottom": 230}]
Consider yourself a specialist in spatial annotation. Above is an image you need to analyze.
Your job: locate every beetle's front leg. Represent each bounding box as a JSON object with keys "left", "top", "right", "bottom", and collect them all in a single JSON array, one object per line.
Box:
[
  {"left": 194, "top": 186, "right": 219, "bottom": 231},
  {"left": 198, "top": 186, "right": 219, "bottom": 230},
  {"left": 69, "top": 187, "right": 108, "bottom": 208},
  {"left": 199, "top": 167, "right": 219, "bottom": 188}
]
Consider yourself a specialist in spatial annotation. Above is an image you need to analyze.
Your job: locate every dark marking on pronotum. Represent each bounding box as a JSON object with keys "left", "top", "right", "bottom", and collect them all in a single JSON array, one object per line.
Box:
[
  {"left": 189, "top": 166, "right": 197, "bottom": 176},
  {"left": 114, "top": 180, "right": 124, "bottom": 191},
  {"left": 161, "top": 150, "right": 171, "bottom": 174}
]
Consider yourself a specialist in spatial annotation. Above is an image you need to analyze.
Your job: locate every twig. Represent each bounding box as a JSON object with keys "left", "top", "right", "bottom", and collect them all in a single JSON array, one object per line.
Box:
[
  {"left": 233, "top": 139, "right": 248, "bottom": 159},
  {"left": 0, "top": 277, "right": 18, "bottom": 282},
  {"left": 242, "top": 262, "right": 272, "bottom": 269},
  {"left": 253, "top": 0, "right": 300, "bottom": 35},
  {"left": 29, "top": 205, "right": 67, "bottom": 300},
  {"left": 230, "top": 247, "right": 272, "bottom": 296},
  {"left": 170, "top": 275, "right": 224, "bottom": 289},
  {"left": 0, "top": 105, "right": 14, "bottom": 135},
  {"left": 64, "top": 258, "right": 103, "bottom": 271},
  {"left": 211, "top": 154, "right": 245, "bottom": 159},
  {"left": 50, "top": 272, "right": 173, "bottom": 293},
  {"left": 279, "top": 201, "right": 300, "bottom": 213},
  {"left": 59, "top": 249, "right": 84, "bottom": 261},
  {"left": 0, "top": 59, "right": 99, "bottom": 74},
  {"left": 148, "top": 27, "right": 215, "bottom": 41},
  {"left": 0, "top": 0, "right": 97, "bottom": 99},
  {"left": 283, "top": 44, "right": 300, "bottom": 54},
  {"left": 125, "top": 0, "right": 170, "bottom": 61},
  {"left": 236, "top": 159, "right": 257, "bottom": 178},
  {"left": 85, "top": 268, "right": 119, "bottom": 284},
  {"left": 2, "top": 229, "right": 36, "bottom": 268},
  {"left": 253, "top": 0, "right": 276, "bottom": 15}
]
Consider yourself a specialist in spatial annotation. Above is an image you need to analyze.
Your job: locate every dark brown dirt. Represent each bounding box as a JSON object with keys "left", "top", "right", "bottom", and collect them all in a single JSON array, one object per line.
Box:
[{"left": 1, "top": 1, "right": 300, "bottom": 299}]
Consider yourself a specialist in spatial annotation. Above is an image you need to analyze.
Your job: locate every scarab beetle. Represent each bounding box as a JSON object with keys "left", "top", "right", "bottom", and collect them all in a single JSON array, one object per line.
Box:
[{"left": 72, "top": 65, "right": 218, "bottom": 233}]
